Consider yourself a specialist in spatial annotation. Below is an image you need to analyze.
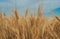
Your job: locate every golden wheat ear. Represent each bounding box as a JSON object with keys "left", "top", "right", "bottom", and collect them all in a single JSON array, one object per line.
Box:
[
  {"left": 0, "top": 12, "right": 2, "bottom": 18},
  {"left": 38, "top": 5, "right": 42, "bottom": 17},
  {"left": 14, "top": 9, "right": 19, "bottom": 20},
  {"left": 25, "top": 8, "right": 28, "bottom": 17}
]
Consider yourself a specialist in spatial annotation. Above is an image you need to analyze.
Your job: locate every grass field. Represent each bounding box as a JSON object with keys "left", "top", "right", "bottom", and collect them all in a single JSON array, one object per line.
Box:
[{"left": 0, "top": 7, "right": 60, "bottom": 39}]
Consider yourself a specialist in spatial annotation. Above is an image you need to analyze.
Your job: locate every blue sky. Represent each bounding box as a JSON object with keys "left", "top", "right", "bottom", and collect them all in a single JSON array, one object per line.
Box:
[{"left": 0, "top": 0, "right": 60, "bottom": 16}]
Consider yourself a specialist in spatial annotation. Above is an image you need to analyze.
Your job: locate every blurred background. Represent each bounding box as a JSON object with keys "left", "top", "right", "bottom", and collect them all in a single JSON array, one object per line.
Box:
[{"left": 0, "top": 0, "right": 60, "bottom": 17}]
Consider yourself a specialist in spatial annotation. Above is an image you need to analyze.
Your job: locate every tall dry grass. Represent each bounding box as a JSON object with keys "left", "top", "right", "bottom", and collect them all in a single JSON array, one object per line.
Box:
[{"left": 0, "top": 6, "right": 60, "bottom": 39}]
